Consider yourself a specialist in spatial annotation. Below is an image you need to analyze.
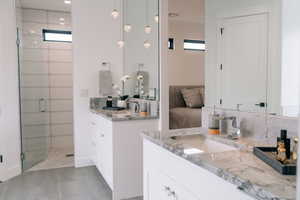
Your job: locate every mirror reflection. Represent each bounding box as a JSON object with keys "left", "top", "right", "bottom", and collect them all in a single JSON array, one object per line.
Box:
[
  {"left": 124, "top": 0, "right": 159, "bottom": 100},
  {"left": 169, "top": 0, "right": 300, "bottom": 131}
]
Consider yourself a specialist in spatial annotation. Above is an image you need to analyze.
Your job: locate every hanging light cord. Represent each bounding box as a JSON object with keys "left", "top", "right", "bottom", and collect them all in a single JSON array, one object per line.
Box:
[{"left": 146, "top": 0, "right": 149, "bottom": 25}]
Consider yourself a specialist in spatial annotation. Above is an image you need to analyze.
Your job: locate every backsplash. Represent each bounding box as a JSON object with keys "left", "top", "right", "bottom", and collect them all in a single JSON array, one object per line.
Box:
[{"left": 202, "top": 107, "right": 299, "bottom": 141}]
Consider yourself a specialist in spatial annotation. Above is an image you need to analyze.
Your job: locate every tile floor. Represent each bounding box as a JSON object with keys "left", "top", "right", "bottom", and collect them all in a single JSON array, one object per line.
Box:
[
  {"left": 28, "top": 148, "right": 74, "bottom": 172},
  {"left": 0, "top": 167, "right": 111, "bottom": 200}
]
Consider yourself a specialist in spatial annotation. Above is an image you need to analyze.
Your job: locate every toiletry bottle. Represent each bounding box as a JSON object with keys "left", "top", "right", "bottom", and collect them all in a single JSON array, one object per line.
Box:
[
  {"left": 277, "top": 130, "right": 291, "bottom": 159},
  {"left": 106, "top": 96, "right": 113, "bottom": 107},
  {"left": 208, "top": 106, "right": 220, "bottom": 135},
  {"left": 277, "top": 141, "right": 287, "bottom": 163},
  {"left": 292, "top": 137, "right": 298, "bottom": 161}
]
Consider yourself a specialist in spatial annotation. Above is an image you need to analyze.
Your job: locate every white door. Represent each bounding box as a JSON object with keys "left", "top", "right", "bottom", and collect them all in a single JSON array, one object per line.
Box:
[{"left": 219, "top": 14, "right": 268, "bottom": 112}]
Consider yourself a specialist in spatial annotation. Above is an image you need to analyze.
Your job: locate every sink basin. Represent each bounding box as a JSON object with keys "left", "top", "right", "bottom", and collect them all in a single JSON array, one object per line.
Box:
[{"left": 170, "top": 134, "right": 237, "bottom": 154}]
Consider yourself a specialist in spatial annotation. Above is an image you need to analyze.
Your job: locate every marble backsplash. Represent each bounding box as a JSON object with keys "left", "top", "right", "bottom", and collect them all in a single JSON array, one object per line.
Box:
[{"left": 202, "top": 107, "right": 299, "bottom": 141}]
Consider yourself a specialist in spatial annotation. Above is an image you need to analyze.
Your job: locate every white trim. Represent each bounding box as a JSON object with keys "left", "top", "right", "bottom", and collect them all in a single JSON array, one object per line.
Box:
[
  {"left": 159, "top": 0, "right": 169, "bottom": 133},
  {"left": 0, "top": 164, "right": 21, "bottom": 182},
  {"left": 75, "top": 156, "right": 94, "bottom": 168}
]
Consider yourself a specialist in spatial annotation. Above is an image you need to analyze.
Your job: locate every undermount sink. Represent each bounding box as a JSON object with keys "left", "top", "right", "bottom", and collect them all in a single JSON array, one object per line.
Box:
[{"left": 170, "top": 134, "right": 237, "bottom": 154}]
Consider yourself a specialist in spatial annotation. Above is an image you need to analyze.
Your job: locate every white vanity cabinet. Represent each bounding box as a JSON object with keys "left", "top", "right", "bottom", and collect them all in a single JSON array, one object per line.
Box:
[
  {"left": 90, "top": 113, "right": 113, "bottom": 188},
  {"left": 90, "top": 112, "right": 159, "bottom": 200},
  {"left": 143, "top": 139, "right": 255, "bottom": 200}
]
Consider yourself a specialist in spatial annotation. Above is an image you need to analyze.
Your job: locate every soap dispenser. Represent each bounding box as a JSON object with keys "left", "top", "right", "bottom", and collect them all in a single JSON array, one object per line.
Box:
[{"left": 208, "top": 106, "right": 220, "bottom": 135}]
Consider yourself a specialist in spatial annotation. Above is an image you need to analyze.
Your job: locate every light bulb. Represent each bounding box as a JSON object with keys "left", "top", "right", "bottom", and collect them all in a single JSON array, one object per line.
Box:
[
  {"left": 117, "top": 40, "right": 125, "bottom": 48},
  {"left": 124, "top": 24, "right": 132, "bottom": 32},
  {"left": 154, "top": 15, "right": 159, "bottom": 23},
  {"left": 144, "top": 40, "right": 151, "bottom": 49},
  {"left": 111, "top": 9, "right": 119, "bottom": 19},
  {"left": 144, "top": 25, "right": 152, "bottom": 34}
]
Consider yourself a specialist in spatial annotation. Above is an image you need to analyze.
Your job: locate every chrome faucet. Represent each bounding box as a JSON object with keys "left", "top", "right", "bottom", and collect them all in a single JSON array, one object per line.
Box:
[
  {"left": 131, "top": 101, "right": 140, "bottom": 113},
  {"left": 220, "top": 116, "right": 241, "bottom": 140}
]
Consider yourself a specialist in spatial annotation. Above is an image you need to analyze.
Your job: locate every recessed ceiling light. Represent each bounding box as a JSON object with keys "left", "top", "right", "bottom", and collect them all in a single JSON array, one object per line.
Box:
[
  {"left": 64, "top": 0, "right": 71, "bottom": 4},
  {"left": 59, "top": 18, "right": 65, "bottom": 21}
]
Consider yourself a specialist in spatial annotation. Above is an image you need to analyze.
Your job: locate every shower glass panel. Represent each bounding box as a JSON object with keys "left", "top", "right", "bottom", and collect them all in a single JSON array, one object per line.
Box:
[{"left": 16, "top": 15, "right": 50, "bottom": 171}]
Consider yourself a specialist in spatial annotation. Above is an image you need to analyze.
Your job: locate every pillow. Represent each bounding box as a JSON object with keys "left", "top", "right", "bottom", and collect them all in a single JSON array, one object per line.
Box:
[{"left": 181, "top": 88, "right": 203, "bottom": 108}]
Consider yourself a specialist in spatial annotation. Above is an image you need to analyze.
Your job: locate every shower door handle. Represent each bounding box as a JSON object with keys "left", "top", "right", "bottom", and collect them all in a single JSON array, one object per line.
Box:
[{"left": 39, "top": 98, "right": 46, "bottom": 112}]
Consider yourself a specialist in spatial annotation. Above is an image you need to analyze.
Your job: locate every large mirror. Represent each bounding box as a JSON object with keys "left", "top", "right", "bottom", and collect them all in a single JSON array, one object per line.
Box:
[
  {"left": 168, "top": 0, "right": 299, "bottom": 130},
  {"left": 123, "top": 0, "right": 159, "bottom": 100},
  {"left": 98, "top": 0, "right": 159, "bottom": 101}
]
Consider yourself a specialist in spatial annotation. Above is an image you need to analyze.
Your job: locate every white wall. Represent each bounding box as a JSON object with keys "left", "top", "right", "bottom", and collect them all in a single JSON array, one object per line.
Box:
[
  {"left": 168, "top": 20, "right": 205, "bottom": 86},
  {"left": 281, "top": 0, "right": 300, "bottom": 117},
  {"left": 0, "top": 0, "right": 22, "bottom": 181},
  {"left": 205, "top": 0, "right": 281, "bottom": 114},
  {"left": 72, "top": 0, "right": 123, "bottom": 167}
]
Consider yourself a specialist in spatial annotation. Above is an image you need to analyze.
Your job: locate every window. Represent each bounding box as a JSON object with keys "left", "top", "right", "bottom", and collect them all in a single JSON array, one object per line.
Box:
[
  {"left": 43, "top": 29, "right": 72, "bottom": 42},
  {"left": 168, "top": 38, "right": 174, "bottom": 50},
  {"left": 184, "top": 40, "right": 205, "bottom": 51}
]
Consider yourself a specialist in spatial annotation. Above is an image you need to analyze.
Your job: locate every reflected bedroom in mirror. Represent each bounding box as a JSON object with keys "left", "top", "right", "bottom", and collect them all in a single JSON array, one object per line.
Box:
[{"left": 168, "top": 0, "right": 299, "bottom": 143}]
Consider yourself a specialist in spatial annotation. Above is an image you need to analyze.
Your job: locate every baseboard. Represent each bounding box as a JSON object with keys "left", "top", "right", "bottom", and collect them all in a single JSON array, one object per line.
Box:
[
  {"left": 75, "top": 156, "right": 94, "bottom": 168},
  {"left": 0, "top": 164, "right": 22, "bottom": 182}
]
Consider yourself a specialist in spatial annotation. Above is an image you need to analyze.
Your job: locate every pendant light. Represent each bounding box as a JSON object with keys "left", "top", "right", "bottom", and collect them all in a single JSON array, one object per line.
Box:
[
  {"left": 124, "top": 0, "right": 132, "bottom": 32},
  {"left": 144, "top": 40, "right": 151, "bottom": 49},
  {"left": 154, "top": 0, "right": 159, "bottom": 23},
  {"left": 144, "top": 0, "right": 152, "bottom": 34},
  {"left": 154, "top": 15, "right": 159, "bottom": 23},
  {"left": 117, "top": 0, "right": 124, "bottom": 48},
  {"left": 111, "top": 0, "right": 119, "bottom": 19}
]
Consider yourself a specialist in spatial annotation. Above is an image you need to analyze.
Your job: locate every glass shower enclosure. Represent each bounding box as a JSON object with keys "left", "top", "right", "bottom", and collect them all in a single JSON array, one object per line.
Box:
[{"left": 16, "top": 13, "right": 50, "bottom": 171}]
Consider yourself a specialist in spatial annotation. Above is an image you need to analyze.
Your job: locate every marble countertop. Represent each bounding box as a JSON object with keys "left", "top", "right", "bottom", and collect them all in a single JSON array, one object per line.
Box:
[
  {"left": 90, "top": 108, "right": 159, "bottom": 121},
  {"left": 142, "top": 128, "right": 297, "bottom": 200}
]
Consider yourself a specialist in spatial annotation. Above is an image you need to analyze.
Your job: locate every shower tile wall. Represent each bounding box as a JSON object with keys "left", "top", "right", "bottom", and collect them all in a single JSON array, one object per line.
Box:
[{"left": 20, "top": 8, "right": 73, "bottom": 163}]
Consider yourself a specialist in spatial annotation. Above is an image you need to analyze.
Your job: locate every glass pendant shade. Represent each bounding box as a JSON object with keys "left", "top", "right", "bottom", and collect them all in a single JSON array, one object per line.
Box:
[
  {"left": 111, "top": 9, "right": 119, "bottom": 19},
  {"left": 154, "top": 15, "right": 159, "bottom": 23},
  {"left": 117, "top": 40, "right": 125, "bottom": 48},
  {"left": 124, "top": 24, "right": 132, "bottom": 32},
  {"left": 144, "top": 25, "right": 152, "bottom": 34},
  {"left": 144, "top": 40, "right": 151, "bottom": 48}
]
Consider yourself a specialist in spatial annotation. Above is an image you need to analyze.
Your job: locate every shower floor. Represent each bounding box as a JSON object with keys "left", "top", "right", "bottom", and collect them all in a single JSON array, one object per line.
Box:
[{"left": 28, "top": 148, "right": 74, "bottom": 172}]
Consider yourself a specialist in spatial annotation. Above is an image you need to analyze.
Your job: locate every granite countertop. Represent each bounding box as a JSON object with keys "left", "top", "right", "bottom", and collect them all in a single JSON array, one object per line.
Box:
[
  {"left": 142, "top": 128, "right": 297, "bottom": 200},
  {"left": 90, "top": 108, "right": 159, "bottom": 121}
]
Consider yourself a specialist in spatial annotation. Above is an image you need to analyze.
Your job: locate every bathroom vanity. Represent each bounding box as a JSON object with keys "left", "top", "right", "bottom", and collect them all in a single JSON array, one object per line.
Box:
[
  {"left": 89, "top": 108, "right": 158, "bottom": 200},
  {"left": 142, "top": 129, "right": 296, "bottom": 200}
]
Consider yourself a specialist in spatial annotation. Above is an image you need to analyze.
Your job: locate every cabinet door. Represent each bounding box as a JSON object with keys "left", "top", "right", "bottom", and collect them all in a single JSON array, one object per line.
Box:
[
  {"left": 101, "top": 120, "right": 113, "bottom": 188},
  {"left": 96, "top": 129, "right": 104, "bottom": 173},
  {"left": 90, "top": 114, "right": 98, "bottom": 165},
  {"left": 146, "top": 170, "right": 170, "bottom": 200}
]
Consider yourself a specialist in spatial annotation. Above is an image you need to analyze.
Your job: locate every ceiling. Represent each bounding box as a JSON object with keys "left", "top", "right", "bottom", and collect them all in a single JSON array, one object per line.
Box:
[
  {"left": 169, "top": 0, "right": 204, "bottom": 23},
  {"left": 20, "top": 0, "right": 71, "bottom": 12}
]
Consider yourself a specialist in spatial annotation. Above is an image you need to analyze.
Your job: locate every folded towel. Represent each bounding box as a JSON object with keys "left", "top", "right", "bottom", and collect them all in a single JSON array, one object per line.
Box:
[{"left": 99, "top": 70, "right": 113, "bottom": 96}]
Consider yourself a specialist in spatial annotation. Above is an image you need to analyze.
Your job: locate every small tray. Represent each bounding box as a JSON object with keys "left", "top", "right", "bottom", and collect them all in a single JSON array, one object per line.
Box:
[{"left": 253, "top": 147, "right": 296, "bottom": 175}]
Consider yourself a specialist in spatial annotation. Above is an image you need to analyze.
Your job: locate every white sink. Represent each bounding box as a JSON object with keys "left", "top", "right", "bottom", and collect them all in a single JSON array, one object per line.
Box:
[{"left": 170, "top": 134, "right": 237, "bottom": 155}]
